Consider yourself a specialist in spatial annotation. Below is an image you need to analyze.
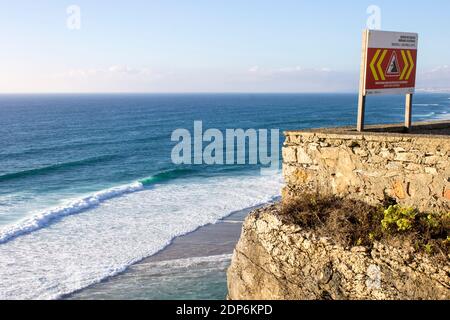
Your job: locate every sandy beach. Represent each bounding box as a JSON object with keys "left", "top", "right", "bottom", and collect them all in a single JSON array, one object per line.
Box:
[{"left": 66, "top": 204, "right": 265, "bottom": 300}]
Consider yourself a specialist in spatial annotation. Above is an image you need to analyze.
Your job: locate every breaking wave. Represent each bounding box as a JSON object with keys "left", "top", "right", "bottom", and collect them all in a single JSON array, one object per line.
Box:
[{"left": 0, "top": 168, "right": 200, "bottom": 244}]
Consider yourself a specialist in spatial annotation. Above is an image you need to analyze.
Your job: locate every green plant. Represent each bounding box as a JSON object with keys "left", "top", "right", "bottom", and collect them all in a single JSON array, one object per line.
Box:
[
  {"left": 423, "top": 243, "right": 433, "bottom": 254},
  {"left": 381, "top": 205, "right": 417, "bottom": 232},
  {"left": 422, "top": 214, "right": 440, "bottom": 229}
]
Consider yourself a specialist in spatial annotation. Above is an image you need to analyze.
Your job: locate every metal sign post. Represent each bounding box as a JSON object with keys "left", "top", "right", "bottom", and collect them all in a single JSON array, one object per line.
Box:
[{"left": 357, "top": 30, "right": 418, "bottom": 132}]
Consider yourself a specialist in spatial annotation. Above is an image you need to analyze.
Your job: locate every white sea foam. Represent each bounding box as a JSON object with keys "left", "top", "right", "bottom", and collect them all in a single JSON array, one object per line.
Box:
[
  {"left": 435, "top": 112, "right": 450, "bottom": 120},
  {"left": 0, "top": 182, "right": 144, "bottom": 244},
  {"left": 133, "top": 254, "right": 233, "bottom": 275},
  {"left": 0, "top": 173, "right": 282, "bottom": 300},
  {"left": 415, "top": 112, "right": 436, "bottom": 118}
]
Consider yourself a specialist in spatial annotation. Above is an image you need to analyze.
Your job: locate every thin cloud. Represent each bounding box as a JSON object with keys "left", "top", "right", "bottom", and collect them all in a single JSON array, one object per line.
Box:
[
  {"left": 417, "top": 65, "right": 450, "bottom": 92},
  {"left": 3, "top": 64, "right": 450, "bottom": 94},
  {"left": 108, "top": 65, "right": 152, "bottom": 75},
  {"left": 52, "top": 65, "right": 154, "bottom": 79}
]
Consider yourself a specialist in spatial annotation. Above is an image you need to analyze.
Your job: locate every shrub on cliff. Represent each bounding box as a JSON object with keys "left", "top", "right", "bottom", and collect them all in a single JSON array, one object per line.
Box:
[
  {"left": 281, "top": 194, "right": 449, "bottom": 260},
  {"left": 381, "top": 205, "right": 417, "bottom": 232}
]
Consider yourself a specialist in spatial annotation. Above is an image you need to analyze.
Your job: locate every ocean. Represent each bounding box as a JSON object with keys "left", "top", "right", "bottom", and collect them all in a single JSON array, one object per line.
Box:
[{"left": 0, "top": 93, "right": 449, "bottom": 299}]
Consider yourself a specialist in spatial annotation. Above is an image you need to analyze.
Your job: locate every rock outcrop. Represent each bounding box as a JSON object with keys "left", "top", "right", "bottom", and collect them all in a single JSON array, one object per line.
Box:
[{"left": 227, "top": 205, "right": 450, "bottom": 300}]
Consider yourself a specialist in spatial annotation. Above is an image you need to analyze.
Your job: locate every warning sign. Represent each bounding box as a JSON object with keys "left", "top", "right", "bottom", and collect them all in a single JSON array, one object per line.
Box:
[{"left": 362, "top": 30, "right": 418, "bottom": 95}]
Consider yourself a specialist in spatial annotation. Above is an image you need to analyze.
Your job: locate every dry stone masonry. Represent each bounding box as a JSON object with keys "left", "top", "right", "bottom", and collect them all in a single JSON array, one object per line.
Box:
[{"left": 282, "top": 123, "right": 450, "bottom": 213}]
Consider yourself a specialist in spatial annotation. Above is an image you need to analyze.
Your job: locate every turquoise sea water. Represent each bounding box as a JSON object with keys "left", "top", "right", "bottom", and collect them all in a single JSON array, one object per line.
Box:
[{"left": 0, "top": 93, "right": 449, "bottom": 299}]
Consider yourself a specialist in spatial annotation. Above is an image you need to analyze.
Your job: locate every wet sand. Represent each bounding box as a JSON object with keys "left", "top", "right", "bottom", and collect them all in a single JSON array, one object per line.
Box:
[{"left": 67, "top": 204, "right": 264, "bottom": 300}]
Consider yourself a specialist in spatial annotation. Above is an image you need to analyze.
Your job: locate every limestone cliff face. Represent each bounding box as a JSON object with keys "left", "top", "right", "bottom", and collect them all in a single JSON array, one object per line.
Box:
[{"left": 227, "top": 205, "right": 450, "bottom": 300}]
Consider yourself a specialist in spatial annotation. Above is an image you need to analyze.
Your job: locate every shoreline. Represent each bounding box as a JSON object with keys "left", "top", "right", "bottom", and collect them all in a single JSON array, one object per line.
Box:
[{"left": 66, "top": 202, "right": 273, "bottom": 300}]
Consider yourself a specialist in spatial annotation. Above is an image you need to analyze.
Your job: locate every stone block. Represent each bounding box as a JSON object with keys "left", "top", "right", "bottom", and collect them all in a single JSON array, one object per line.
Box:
[
  {"left": 282, "top": 147, "right": 297, "bottom": 163},
  {"left": 394, "top": 152, "right": 417, "bottom": 163},
  {"left": 444, "top": 189, "right": 450, "bottom": 201},
  {"left": 297, "top": 147, "right": 313, "bottom": 164},
  {"left": 425, "top": 167, "right": 438, "bottom": 175},
  {"left": 392, "top": 180, "right": 407, "bottom": 199},
  {"left": 320, "top": 147, "right": 340, "bottom": 160}
]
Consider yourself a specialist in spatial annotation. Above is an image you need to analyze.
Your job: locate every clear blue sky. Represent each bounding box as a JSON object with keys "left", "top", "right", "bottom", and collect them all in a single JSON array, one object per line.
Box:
[{"left": 0, "top": 0, "right": 449, "bottom": 93}]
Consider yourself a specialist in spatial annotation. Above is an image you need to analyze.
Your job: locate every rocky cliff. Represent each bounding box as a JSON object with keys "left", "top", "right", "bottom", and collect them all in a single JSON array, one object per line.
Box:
[
  {"left": 227, "top": 205, "right": 450, "bottom": 300},
  {"left": 227, "top": 122, "right": 449, "bottom": 300}
]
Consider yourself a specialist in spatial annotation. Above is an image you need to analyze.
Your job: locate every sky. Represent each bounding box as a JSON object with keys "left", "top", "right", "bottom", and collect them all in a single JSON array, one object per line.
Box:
[{"left": 0, "top": 0, "right": 449, "bottom": 93}]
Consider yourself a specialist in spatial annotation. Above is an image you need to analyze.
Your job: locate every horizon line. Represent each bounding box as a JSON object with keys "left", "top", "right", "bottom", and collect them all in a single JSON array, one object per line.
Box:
[
  {"left": 0, "top": 92, "right": 357, "bottom": 95},
  {"left": 0, "top": 90, "right": 445, "bottom": 95}
]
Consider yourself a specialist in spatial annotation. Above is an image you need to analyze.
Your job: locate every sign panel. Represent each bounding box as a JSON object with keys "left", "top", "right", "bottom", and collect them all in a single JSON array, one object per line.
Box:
[{"left": 363, "top": 30, "right": 418, "bottom": 95}]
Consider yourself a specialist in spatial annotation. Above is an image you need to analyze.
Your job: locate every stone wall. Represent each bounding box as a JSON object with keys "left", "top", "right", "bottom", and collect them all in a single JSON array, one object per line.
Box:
[
  {"left": 282, "top": 123, "right": 450, "bottom": 213},
  {"left": 227, "top": 205, "right": 450, "bottom": 300}
]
